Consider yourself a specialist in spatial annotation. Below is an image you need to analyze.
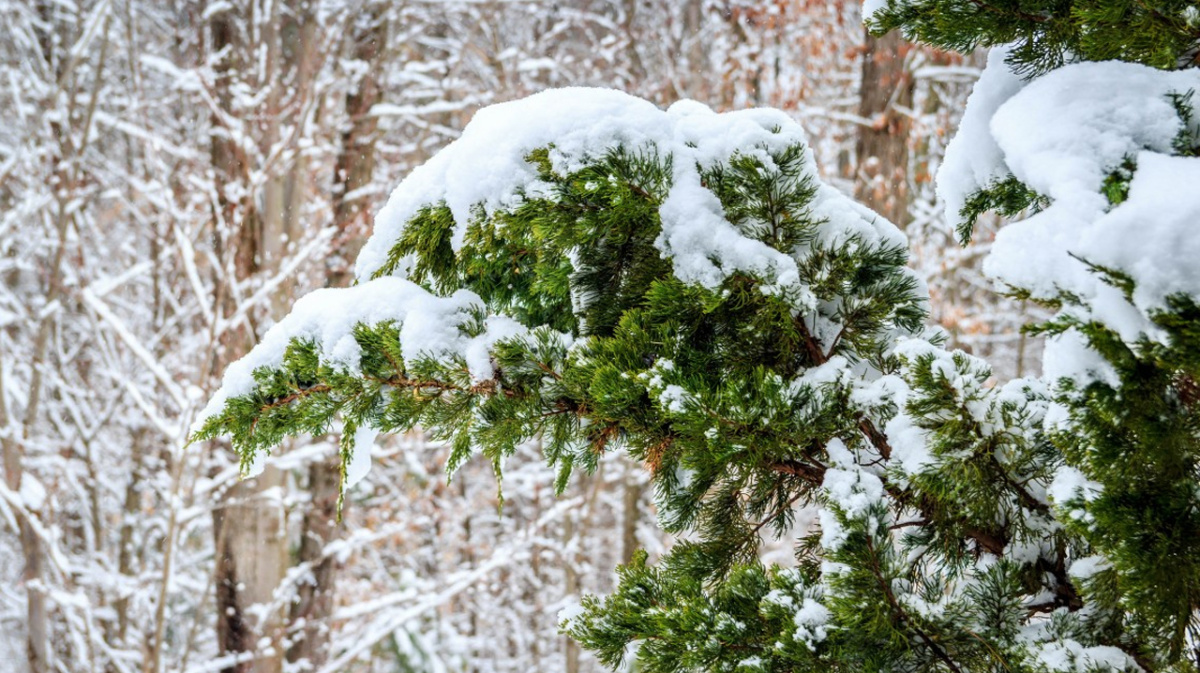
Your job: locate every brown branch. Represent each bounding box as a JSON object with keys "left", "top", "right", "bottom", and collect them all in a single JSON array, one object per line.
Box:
[
  {"left": 749, "top": 491, "right": 807, "bottom": 537},
  {"left": 770, "top": 458, "right": 826, "bottom": 486},
  {"left": 857, "top": 417, "right": 893, "bottom": 461},
  {"left": 590, "top": 423, "right": 621, "bottom": 454},
  {"left": 250, "top": 384, "right": 333, "bottom": 436},
  {"left": 795, "top": 315, "right": 830, "bottom": 368},
  {"left": 538, "top": 361, "right": 564, "bottom": 380},
  {"left": 643, "top": 436, "right": 674, "bottom": 474},
  {"left": 1035, "top": 554, "right": 1083, "bottom": 612},
  {"left": 865, "top": 533, "right": 965, "bottom": 673}
]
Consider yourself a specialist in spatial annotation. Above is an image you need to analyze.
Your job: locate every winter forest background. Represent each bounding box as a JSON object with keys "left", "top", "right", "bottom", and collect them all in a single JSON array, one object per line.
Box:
[{"left": 0, "top": 2, "right": 1041, "bottom": 672}]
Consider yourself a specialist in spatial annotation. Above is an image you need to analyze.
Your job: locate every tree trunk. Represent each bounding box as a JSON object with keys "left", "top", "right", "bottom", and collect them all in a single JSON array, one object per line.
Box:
[
  {"left": 113, "top": 430, "right": 145, "bottom": 647},
  {"left": 5, "top": 3, "right": 101, "bottom": 668},
  {"left": 1, "top": 360, "right": 47, "bottom": 673},
  {"left": 214, "top": 472, "right": 289, "bottom": 673},
  {"left": 563, "top": 509, "right": 581, "bottom": 673},
  {"left": 208, "top": 5, "right": 288, "bottom": 671},
  {"left": 326, "top": 10, "right": 386, "bottom": 289},
  {"left": 621, "top": 463, "right": 642, "bottom": 566},
  {"left": 287, "top": 8, "right": 388, "bottom": 668},
  {"left": 286, "top": 460, "right": 340, "bottom": 668},
  {"left": 854, "top": 29, "right": 914, "bottom": 228}
]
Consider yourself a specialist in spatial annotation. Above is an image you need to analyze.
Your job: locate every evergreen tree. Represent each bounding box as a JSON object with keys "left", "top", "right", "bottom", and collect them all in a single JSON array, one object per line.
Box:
[
  {"left": 195, "top": 2, "right": 1200, "bottom": 668},
  {"left": 867, "top": 0, "right": 1200, "bottom": 73}
]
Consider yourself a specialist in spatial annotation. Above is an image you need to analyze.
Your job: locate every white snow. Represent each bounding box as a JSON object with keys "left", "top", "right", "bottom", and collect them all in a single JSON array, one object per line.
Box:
[
  {"left": 1080, "top": 152, "right": 1200, "bottom": 312},
  {"left": 356, "top": 87, "right": 907, "bottom": 315},
  {"left": 990, "top": 62, "right": 1190, "bottom": 209},
  {"left": 941, "top": 56, "right": 1200, "bottom": 387},
  {"left": 346, "top": 424, "right": 380, "bottom": 488},
  {"left": 818, "top": 507, "right": 848, "bottom": 550},
  {"left": 196, "top": 277, "right": 531, "bottom": 429},
  {"left": 1041, "top": 329, "right": 1120, "bottom": 389},
  {"left": 763, "top": 589, "right": 796, "bottom": 611},
  {"left": 658, "top": 384, "right": 689, "bottom": 414},
  {"left": 821, "top": 467, "right": 885, "bottom": 522},
  {"left": 556, "top": 600, "right": 586, "bottom": 627},
  {"left": 850, "top": 373, "right": 904, "bottom": 411},
  {"left": 737, "top": 656, "right": 765, "bottom": 670},
  {"left": 791, "top": 597, "right": 831, "bottom": 651},
  {"left": 937, "top": 44, "right": 1026, "bottom": 226},
  {"left": 1067, "top": 554, "right": 1111, "bottom": 581},
  {"left": 891, "top": 335, "right": 941, "bottom": 362},
  {"left": 18, "top": 475, "right": 47, "bottom": 510},
  {"left": 795, "top": 356, "right": 850, "bottom": 389},
  {"left": 1036, "top": 640, "right": 1140, "bottom": 672},
  {"left": 823, "top": 438, "right": 856, "bottom": 471},
  {"left": 884, "top": 410, "right": 935, "bottom": 476},
  {"left": 656, "top": 162, "right": 806, "bottom": 301},
  {"left": 978, "top": 61, "right": 1200, "bottom": 331},
  {"left": 1047, "top": 465, "right": 1103, "bottom": 510}
]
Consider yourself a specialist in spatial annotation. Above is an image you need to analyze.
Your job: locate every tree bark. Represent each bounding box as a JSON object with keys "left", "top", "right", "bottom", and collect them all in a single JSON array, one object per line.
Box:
[
  {"left": 854, "top": 29, "right": 914, "bottom": 228},
  {"left": 563, "top": 509, "right": 581, "bottom": 673},
  {"left": 286, "top": 460, "right": 340, "bottom": 668},
  {"left": 621, "top": 463, "right": 642, "bottom": 566},
  {"left": 326, "top": 10, "right": 387, "bottom": 289},
  {"left": 287, "top": 8, "right": 388, "bottom": 668},
  {"left": 4, "top": 2, "right": 112, "bottom": 668},
  {"left": 208, "top": 4, "right": 288, "bottom": 672},
  {"left": 0, "top": 359, "right": 47, "bottom": 673}
]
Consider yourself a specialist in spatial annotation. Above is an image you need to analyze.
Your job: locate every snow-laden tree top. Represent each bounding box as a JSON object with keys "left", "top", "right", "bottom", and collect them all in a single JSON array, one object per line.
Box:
[
  {"left": 196, "top": 47, "right": 1200, "bottom": 672},
  {"left": 357, "top": 88, "right": 907, "bottom": 296},
  {"left": 945, "top": 55, "right": 1200, "bottom": 319},
  {"left": 941, "top": 54, "right": 1200, "bottom": 395},
  {"left": 197, "top": 87, "right": 927, "bottom": 488}
]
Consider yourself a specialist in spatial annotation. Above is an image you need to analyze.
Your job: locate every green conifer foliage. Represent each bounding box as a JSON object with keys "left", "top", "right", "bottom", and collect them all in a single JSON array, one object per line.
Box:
[
  {"left": 194, "top": 3, "right": 1200, "bottom": 663},
  {"left": 194, "top": 98, "right": 935, "bottom": 544},
  {"left": 914, "top": 1, "right": 1200, "bottom": 668},
  {"left": 867, "top": 0, "right": 1200, "bottom": 73}
]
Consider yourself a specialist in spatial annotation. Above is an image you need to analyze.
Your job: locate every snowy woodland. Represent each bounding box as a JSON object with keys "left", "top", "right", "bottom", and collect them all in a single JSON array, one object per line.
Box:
[{"left": 5, "top": 0, "right": 1189, "bottom": 672}]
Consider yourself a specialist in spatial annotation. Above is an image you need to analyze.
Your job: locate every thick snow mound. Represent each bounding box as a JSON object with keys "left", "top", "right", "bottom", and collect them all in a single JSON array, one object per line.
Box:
[
  {"left": 943, "top": 58, "right": 1200, "bottom": 342},
  {"left": 200, "top": 89, "right": 915, "bottom": 435},
  {"left": 1077, "top": 152, "right": 1200, "bottom": 312},
  {"left": 355, "top": 87, "right": 907, "bottom": 306}
]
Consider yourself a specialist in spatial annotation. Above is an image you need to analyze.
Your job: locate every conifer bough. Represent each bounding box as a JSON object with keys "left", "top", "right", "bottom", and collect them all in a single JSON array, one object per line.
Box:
[{"left": 195, "top": 8, "right": 1200, "bottom": 670}]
